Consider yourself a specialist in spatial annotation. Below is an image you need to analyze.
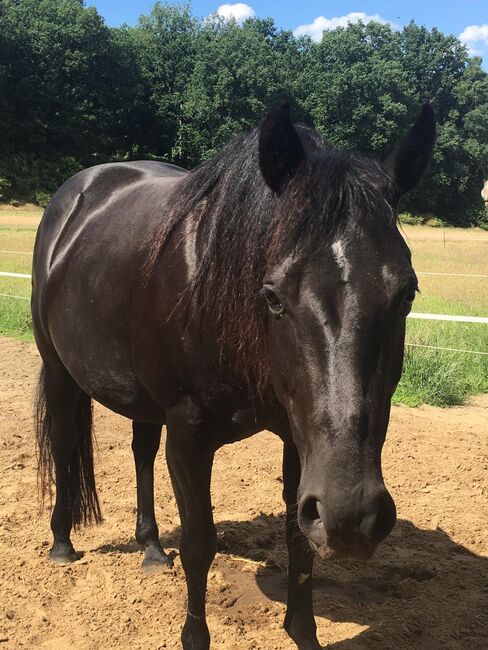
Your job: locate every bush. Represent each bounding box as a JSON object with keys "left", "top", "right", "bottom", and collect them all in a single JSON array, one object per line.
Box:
[
  {"left": 424, "top": 217, "right": 445, "bottom": 228},
  {"left": 399, "top": 212, "right": 423, "bottom": 225},
  {"left": 0, "top": 155, "right": 82, "bottom": 203},
  {"left": 34, "top": 190, "right": 52, "bottom": 208},
  {"left": 475, "top": 207, "right": 488, "bottom": 230},
  {"left": 0, "top": 176, "right": 12, "bottom": 201}
]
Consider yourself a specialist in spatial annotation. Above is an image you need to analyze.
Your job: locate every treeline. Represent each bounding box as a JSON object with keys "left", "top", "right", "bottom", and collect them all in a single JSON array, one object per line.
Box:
[{"left": 1, "top": 0, "right": 487, "bottom": 225}]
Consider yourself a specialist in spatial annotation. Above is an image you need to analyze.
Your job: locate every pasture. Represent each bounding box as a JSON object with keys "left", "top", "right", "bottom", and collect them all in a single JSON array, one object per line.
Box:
[{"left": 1, "top": 208, "right": 487, "bottom": 406}]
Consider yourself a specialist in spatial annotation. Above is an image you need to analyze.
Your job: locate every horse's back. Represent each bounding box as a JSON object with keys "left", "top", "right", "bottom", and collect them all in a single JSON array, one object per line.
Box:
[
  {"left": 34, "top": 161, "right": 185, "bottom": 273},
  {"left": 32, "top": 161, "right": 187, "bottom": 420}
]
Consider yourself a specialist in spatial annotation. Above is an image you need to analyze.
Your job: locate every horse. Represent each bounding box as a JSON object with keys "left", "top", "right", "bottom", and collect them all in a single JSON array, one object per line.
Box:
[
  {"left": 32, "top": 102, "right": 435, "bottom": 650},
  {"left": 482, "top": 179, "right": 488, "bottom": 206}
]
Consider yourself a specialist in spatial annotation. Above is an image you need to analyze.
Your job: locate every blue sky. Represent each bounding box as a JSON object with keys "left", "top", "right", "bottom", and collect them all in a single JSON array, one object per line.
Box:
[{"left": 89, "top": 1, "right": 488, "bottom": 65}]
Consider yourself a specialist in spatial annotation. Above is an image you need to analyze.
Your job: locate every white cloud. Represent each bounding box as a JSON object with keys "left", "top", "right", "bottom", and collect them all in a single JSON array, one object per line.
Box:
[
  {"left": 294, "top": 12, "right": 397, "bottom": 42},
  {"left": 459, "top": 24, "right": 488, "bottom": 57},
  {"left": 216, "top": 3, "right": 255, "bottom": 22}
]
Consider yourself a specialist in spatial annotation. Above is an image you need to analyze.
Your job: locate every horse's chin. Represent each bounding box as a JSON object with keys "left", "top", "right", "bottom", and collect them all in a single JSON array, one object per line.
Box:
[{"left": 308, "top": 540, "right": 376, "bottom": 562}]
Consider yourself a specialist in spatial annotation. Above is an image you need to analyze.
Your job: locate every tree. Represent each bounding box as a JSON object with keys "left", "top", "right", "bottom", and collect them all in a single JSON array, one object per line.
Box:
[
  {"left": 398, "top": 24, "right": 488, "bottom": 224},
  {"left": 180, "top": 16, "right": 291, "bottom": 165},
  {"left": 0, "top": 2, "right": 487, "bottom": 223},
  {"left": 0, "top": 0, "right": 124, "bottom": 199},
  {"left": 298, "top": 22, "right": 414, "bottom": 155},
  {"left": 136, "top": 2, "right": 197, "bottom": 161}
]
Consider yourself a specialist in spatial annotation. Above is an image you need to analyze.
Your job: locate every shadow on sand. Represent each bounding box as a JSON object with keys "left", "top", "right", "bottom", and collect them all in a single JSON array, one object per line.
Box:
[{"left": 97, "top": 514, "right": 487, "bottom": 649}]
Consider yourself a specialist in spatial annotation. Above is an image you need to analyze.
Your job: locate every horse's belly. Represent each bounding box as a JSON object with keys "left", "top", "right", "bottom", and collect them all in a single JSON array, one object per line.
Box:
[
  {"left": 41, "top": 265, "right": 163, "bottom": 422},
  {"left": 32, "top": 166, "right": 180, "bottom": 422}
]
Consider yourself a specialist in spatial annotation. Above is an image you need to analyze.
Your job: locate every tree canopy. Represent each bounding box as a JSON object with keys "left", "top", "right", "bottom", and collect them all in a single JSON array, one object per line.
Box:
[{"left": 0, "top": 1, "right": 487, "bottom": 225}]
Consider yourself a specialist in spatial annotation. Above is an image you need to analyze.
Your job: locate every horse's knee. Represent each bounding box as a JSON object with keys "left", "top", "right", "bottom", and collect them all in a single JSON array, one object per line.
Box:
[{"left": 180, "top": 526, "right": 217, "bottom": 572}]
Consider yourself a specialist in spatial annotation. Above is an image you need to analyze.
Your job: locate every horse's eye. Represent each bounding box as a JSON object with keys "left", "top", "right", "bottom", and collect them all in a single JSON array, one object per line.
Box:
[{"left": 262, "top": 286, "right": 284, "bottom": 315}]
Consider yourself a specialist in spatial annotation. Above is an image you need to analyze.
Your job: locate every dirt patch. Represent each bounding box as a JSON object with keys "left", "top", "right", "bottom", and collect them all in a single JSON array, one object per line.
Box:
[{"left": 0, "top": 338, "right": 487, "bottom": 649}]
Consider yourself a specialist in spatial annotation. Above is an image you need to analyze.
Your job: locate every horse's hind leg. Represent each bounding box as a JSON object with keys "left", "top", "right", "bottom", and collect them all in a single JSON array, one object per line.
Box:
[
  {"left": 131, "top": 421, "right": 171, "bottom": 571},
  {"left": 36, "top": 361, "right": 101, "bottom": 564}
]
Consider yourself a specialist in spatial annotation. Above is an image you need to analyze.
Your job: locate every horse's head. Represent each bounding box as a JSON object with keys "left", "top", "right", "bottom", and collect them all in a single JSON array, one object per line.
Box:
[{"left": 259, "top": 104, "right": 435, "bottom": 560}]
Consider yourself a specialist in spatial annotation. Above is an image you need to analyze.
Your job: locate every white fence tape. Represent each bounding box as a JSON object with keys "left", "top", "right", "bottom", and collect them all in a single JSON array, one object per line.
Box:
[
  {"left": 408, "top": 312, "right": 488, "bottom": 324},
  {"left": 0, "top": 250, "right": 32, "bottom": 255},
  {"left": 0, "top": 271, "right": 32, "bottom": 279},
  {"left": 406, "top": 343, "right": 488, "bottom": 356},
  {"left": 417, "top": 271, "right": 488, "bottom": 279},
  {"left": 0, "top": 293, "right": 29, "bottom": 301},
  {"left": 1, "top": 271, "right": 487, "bottom": 324}
]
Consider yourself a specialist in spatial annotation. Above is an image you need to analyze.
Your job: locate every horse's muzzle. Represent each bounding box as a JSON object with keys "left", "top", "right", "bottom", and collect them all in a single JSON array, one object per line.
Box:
[{"left": 298, "top": 486, "right": 397, "bottom": 560}]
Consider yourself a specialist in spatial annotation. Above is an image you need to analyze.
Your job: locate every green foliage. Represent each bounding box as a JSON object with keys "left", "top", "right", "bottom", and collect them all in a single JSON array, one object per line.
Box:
[
  {"left": 424, "top": 217, "right": 445, "bottom": 227},
  {"left": 34, "top": 191, "right": 53, "bottom": 208},
  {"left": 0, "top": 2, "right": 487, "bottom": 221},
  {"left": 399, "top": 212, "right": 423, "bottom": 225},
  {"left": 0, "top": 177, "right": 12, "bottom": 200}
]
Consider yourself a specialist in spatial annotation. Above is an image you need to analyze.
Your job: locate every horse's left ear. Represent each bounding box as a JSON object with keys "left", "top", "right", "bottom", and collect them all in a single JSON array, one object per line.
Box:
[
  {"left": 384, "top": 104, "right": 436, "bottom": 198},
  {"left": 259, "top": 102, "right": 305, "bottom": 194}
]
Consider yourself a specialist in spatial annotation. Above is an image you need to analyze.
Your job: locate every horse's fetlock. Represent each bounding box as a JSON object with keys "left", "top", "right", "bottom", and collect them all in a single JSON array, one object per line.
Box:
[{"left": 181, "top": 617, "right": 210, "bottom": 650}]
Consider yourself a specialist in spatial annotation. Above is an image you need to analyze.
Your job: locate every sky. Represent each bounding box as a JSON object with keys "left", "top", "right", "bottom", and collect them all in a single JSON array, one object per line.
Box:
[{"left": 89, "top": 1, "right": 488, "bottom": 66}]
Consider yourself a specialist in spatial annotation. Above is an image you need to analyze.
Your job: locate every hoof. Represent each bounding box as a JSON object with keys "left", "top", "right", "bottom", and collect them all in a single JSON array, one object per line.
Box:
[
  {"left": 141, "top": 545, "right": 175, "bottom": 574},
  {"left": 49, "top": 542, "right": 80, "bottom": 565}
]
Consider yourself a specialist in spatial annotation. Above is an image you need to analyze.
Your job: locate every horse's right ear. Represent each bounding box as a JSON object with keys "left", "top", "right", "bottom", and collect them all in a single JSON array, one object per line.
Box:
[
  {"left": 259, "top": 103, "right": 305, "bottom": 195},
  {"left": 384, "top": 104, "right": 436, "bottom": 199}
]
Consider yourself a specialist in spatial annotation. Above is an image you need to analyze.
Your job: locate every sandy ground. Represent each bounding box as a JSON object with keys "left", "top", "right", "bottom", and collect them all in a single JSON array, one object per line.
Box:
[{"left": 0, "top": 338, "right": 487, "bottom": 650}]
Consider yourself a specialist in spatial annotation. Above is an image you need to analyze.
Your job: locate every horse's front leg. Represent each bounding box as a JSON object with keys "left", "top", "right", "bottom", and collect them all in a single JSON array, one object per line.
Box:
[
  {"left": 166, "top": 398, "right": 216, "bottom": 650},
  {"left": 283, "top": 442, "right": 321, "bottom": 650},
  {"left": 132, "top": 421, "right": 171, "bottom": 570}
]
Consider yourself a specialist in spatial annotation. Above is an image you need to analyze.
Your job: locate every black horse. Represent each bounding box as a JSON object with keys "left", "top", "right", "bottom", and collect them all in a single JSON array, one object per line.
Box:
[{"left": 32, "top": 103, "right": 435, "bottom": 650}]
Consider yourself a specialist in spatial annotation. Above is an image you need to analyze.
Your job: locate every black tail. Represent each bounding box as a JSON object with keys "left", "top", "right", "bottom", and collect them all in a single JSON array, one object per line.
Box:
[{"left": 35, "top": 365, "right": 102, "bottom": 528}]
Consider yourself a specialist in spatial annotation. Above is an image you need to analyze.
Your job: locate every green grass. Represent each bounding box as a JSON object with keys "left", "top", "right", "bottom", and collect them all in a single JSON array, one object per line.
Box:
[
  {"left": 392, "top": 226, "right": 488, "bottom": 406},
  {"left": 0, "top": 292, "right": 32, "bottom": 340},
  {"left": 393, "top": 319, "right": 488, "bottom": 407},
  {"left": 0, "top": 218, "right": 487, "bottom": 407}
]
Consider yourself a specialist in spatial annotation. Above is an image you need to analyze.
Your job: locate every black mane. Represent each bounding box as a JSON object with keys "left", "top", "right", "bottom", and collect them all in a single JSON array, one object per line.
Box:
[{"left": 146, "top": 124, "right": 394, "bottom": 392}]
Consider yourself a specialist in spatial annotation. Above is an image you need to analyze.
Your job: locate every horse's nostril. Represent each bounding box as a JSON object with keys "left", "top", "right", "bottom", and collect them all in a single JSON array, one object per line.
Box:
[
  {"left": 301, "top": 496, "right": 321, "bottom": 523},
  {"left": 298, "top": 496, "right": 327, "bottom": 547}
]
